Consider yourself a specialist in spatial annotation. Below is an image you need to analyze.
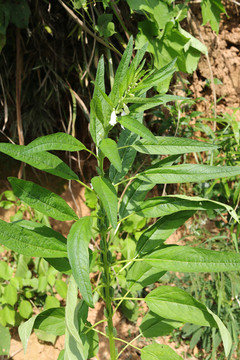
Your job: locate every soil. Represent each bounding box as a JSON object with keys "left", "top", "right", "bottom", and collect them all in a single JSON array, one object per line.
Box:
[{"left": 1, "top": 3, "right": 240, "bottom": 360}]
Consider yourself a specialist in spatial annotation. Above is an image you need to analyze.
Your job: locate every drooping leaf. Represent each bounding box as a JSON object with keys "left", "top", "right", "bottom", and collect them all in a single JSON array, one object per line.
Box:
[
  {"left": 144, "top": 245, "right": 240, "bottom": 272},
  {"left": 0, "top": 220, "right": 67, "bottom": 258},
  {"left": 119, "top": 115, "right": 158, "bottom": 144},
  {"left": 141, "top": 343, "right": 183, "bottom": 360},
  {"left": 91, "top": 176, "right": 118, "bottom": 229},
  {"left": 99, "top": 138, "right": 122, "bottom": 172},
  {"left": 131, "top": 137, "right": 218, "bottom": 155},
  {"left": 0, "top": 143, "right": 78, "bottom": 180},
  {"left": 34, "top": 308, "right": 65, "bottom": 336},
  {"left": 145, "top": 286, "right": 216, "bottom": 327},
  {"left": 64, "top": 277, "right": 88, "bottom": 360},
  {"left": 201, "top": 0, "right": 225, "bottom": 33},
  {"left": 25, "top": 133, "right": 86, "bottom": 153},
  {"left": 8, "top": 177, "right": 78, "bottom": 221},
  {"left": 140, "top": 311, "right": 182, "bottom": 338},
  {"left": 67, "top": 217, "right": 93, "bottom": 307},
  {"left": 137, "top": 164, "right": 240, "bottom": 185},
  {"left": 207, "top": 307, "right": 232, "bottom": 357}
]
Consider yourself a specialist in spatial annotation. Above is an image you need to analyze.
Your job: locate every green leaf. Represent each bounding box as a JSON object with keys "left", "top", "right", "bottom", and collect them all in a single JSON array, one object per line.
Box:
[
  {"left": 0, "top": 323, "right": 10, "bottom": 355},
  {"left": 141, "top": 343, "right": 183, "bottom": 360},
  {"left": 138, "top": 164, "right": 240, "bottom": 185},
  {"left": 133, "top": 59, "right": 176, "bottom": 95},
  {"left": 25, "top": 133, "right": 86, "bottom": 153},
  {"left": 34, "top": 308, "right": 65, "bottom": 336},
  {"left": 9, "top": 177, "right": 78, "bottom": 221},
  {"left": 90, "top": 56, "right": 106, "bottom": 146},
  {"left": 0, "top": 220, "right": 67, "bottom": 258},
  {"left": 207, "top": 307, "right": 232, "bottom": 357},
  {"left": 136, "top": 211, "right": 195, "bottom": 255},
  {"left": 19, "top": 300, "right": 32, "bottom": 319},
  {"left": 44, "top": 295, "right": 60, "bottom": 310},
  {"left": 67, "top": 217, "right": 93, "bottom": 307},
  {"left": 95, "top": 14, "right": 116, "bottom": 38},
  {"left": 99, "top": 139, "right": 122, "bottom": 172},
  {"left": 55, "top": 280, "right": 68, "bottom": 299},
  {"left": 45, "top": 257, "right": 72, "bottom": 274},
  {"left": 3, "top": 284, "right": 18, "bottom": 306},
  {"left": 140, "top": 312, "right": 182, "bottom": 338},
  {"left": 144, "top": 245, "right": 240, "bottom": 272},
  {"left": 126, "top": 261, "right": 165, "bottom": 292},
  {"left": 0, "top": 143, "right": 78, "bottom": 180},
  {"left": 0, "top": 261, "right": 13, "bottom": 280},
  {"left": 109, "top": 36, "right": 133, "bottom": 106},
  {"left": 131, "top": 137, "right": 217, "bottom": 155},
  {"left": 119, "top": 115, "right": 158, "bottom": 144},
  {"left": 135, "top": 194, "right": 238, "bottom": 221},
  {"left": 91, "top": 176, "right": 118, "bottom": 229},
  {"left": 19, "top": 315, "right": 37, "bottom": 353},
  {"left": 57, "top": 350, "right": 65, "bottom": 360},
  {"left": 65, "top": 276, "right": 87, "bottom": 360},
  {"left": 145, "top": 286, "right": 216, "bottom": 327},
  {"left": 201, "top": 0, "right": 225, "bottom": 33}
]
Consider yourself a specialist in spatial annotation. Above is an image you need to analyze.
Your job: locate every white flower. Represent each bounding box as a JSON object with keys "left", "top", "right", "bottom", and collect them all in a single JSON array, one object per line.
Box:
[
  {"left": 109, "top": 110, "right": 117, "bottom": 126},
  {"left": 121, "top": 110, "right": 126, "bottom": 117}
]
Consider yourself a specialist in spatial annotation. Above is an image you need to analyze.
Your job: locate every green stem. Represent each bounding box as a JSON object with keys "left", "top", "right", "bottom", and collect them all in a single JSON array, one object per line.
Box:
[
  {"left": 76, "top": 179, "right": 93, "bottom": 192},
  {"left": 102, "top": 233, "right": 116, "bottom": 360}
]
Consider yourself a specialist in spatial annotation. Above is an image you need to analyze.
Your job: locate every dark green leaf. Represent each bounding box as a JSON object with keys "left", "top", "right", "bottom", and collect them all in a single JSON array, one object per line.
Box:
[
  {"left": 119, "top": 115, "right": 158, "bottom": 143},
  {"left": 34, "top": 308, "right": 65, "bottom": 336},
  {"left": 138, "top": 164, "right": 240, "bottom": 184},
  {"left": 92, "top": 176, "right": 118, "bottom": 229},
  {"left": 0, "top": 143, "right": 78, "bottom": 180},
  {"left": 9, "top": 177, "right": 78, "bottom": 221},
  {"left": 140, "top": 311, "right": 182, "bottom": 338},
  {"left": 132, "top": 137, "right": 218, "bottom": 155},
  {"left": 144, "top": 245, "right": 240, "bottom": 272},
  {"left": 0, "top": 220, "right": 67, "bottom": 258},
  {"left": 67, "top": 217, "right": 93, "bottom": 307},
  {"left": 25, "top": 133, "right": 86, "bottom": 153},
  {"left": 99, "top": 138, "right": 122, "bottom": 172},
  {"left": 145, "top": 286, "right": 216, "bottom": 327}
]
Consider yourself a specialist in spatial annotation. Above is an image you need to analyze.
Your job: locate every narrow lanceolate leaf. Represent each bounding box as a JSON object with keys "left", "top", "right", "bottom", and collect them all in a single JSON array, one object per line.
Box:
[
  {"left": 144, "top": 245, "right": 240, "bottom": 272},
  {"left": 119, "top": 115, "right": 158, "bottom": 144},
  {"left": 0, "top": 220, "right": 67, "bottom": 258},
  {"left": 136, "top": 211, "right": 195, "bottom": 255},
  {"left": 141, "top": 343, "right": 183, "bottom": 360},
  {"left": 131, "top": 137, "right": 218, "bottom": 155},
  {"left": 91, "top": 176, "right": 118, "bottom": 229},
  {"left": 109, "top": 36, "right": 133, "bottom": 106},
  {"left": 145, "top": 286, "right": 216, "bottom": 327},
  {"left": 207, "top": 307, "right": 232, "bottom": 357},
  {"left": 8, "top": 177, "right": 78, "bottom": 221},
  {"left": 135, "top": 195, "right": 227, "bottom": 218},
  {"left": 99, "top": 138, "right": 122, "bottom": 172},
  {"left": 140, "top": 312, "right": 182, "bottom": 338},
  {"left": 0, "top": 143, "right": 78, "bottom": 180},
  {"left": 67, "top": 217, "right": 93, "bottom": 308},
  {"left": 65, "top": 277, "right": 87, "bottom": 360},
  {"left": 24, "top": 133, "right": 86, "bottom": 153},
  {"left": 109, "top": 128, "right": 138, "bottom": 184},
  {"left": 138, "top": 164, "right": 240, "bottom": 184}
]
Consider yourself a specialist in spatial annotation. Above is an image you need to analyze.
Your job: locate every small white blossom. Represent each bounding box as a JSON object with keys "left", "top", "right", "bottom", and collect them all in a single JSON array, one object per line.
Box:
[
  {"left": 121, "top": 110, "right": 126, "bottom": 117},
  {"left": 109, "top": 110, "right": 117, "bottom": 126}
]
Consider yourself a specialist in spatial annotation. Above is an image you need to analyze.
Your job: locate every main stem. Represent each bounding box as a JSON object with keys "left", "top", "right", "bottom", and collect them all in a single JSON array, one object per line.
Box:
[{"left": 102, "top": 233, "right": 116, "bottom": 360}]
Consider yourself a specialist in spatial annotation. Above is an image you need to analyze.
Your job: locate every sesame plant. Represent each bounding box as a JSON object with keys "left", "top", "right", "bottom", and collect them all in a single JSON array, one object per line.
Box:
[{"left": 1, "top": 38, "right": 240, "bottom": 359}]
